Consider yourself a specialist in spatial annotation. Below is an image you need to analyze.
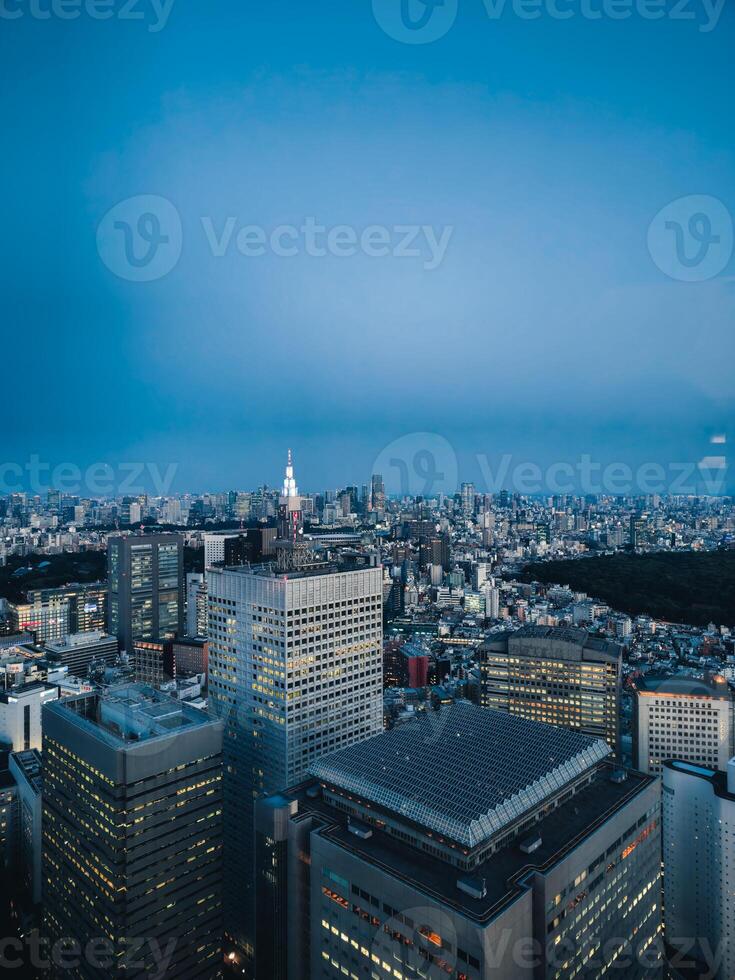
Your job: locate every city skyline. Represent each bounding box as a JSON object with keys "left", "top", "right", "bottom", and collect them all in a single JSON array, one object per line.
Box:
[{"left": 2, "top": 3, "right": 734, "bottom": 976}]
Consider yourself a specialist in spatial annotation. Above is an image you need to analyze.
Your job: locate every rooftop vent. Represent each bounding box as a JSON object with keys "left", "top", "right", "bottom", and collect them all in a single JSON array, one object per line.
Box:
[
  {"left": 519, "top": 833, "right": 542, "bottom": 854},
  {"left": 457, "top": 877, "right": 487, "bottom": 900},
  {"left": 347, "top": 819, "right": 373, "bottom": 840},
  {"left": 609, "top": 770, "right": 628, "bottom": 784}
]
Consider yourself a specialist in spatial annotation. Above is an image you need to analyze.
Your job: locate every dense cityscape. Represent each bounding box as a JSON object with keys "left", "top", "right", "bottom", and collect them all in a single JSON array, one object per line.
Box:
[
  {"left": 5, "top": 0, "right": 733, "bottom": 976},
  {"left": 0, "top": 451, "right": 733, "bottom": 976}
]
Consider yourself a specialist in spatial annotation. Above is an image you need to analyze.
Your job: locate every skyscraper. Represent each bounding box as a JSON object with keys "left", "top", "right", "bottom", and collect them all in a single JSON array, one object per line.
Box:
[
  {"left": 663, "top": 758, "right": 735, "bottom": 978},
  {"left": 255, "top": 703, "right": 662, "bottom": 980},
  {"left": 107, "top": 533, "right": 183, "bottom": 653},
  {"left": 207, "top": 451, "right": 384, "bottom": 966},
  {"left": 42, "top": 685, "right": 223, "bottom": 979},
  {"left": 460, "top": 481, "right": 475, "bottom": 516},
  {"left": 479, "top": 626, "right": 622, "bottom": 753},
  {"left": 370, "top": 472, "right": 385, "bottom": 514}
]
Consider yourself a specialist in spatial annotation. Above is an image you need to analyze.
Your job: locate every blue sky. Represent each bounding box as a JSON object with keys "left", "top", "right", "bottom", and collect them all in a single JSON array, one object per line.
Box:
[{"left": 2, "top": 0, "right": 734, "bottom": 494}]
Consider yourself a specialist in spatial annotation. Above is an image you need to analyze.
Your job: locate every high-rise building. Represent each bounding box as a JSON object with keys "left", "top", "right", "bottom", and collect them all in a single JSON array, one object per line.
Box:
[
  {"left": 8, "top": 748, "right": 43, "bottom": 906},
  {"left": 370, "top": 473, "right": 385, "bottom": 514},
  {"left": 208, "top": 466, "right": 383, "bottom": 964},
  {"left": 662, "top": 758, "right": 735, "bottom": 978},
  {"left": 42, "top": 685, "right": 223, "bottom": 978},
  {"left": 107, "top": 533, "right": 183, "bottom": 653},
  {"left": 632, "top": 674, "right": 735, "bottom": 776},
  {"left": 479, "top": 626, "right": 622, "bottom": 753},
  {"left": 255, "top": 703, "right": 662, "bottom": 980},
  {"left": 0, "top": 681, "right": 58, "bottom": 751},
  {"left": 484, "top": 584, "right": 500, "bottom": 619},
  {"left": 460, "top": 481, "right": 475, "bottom": 516}
]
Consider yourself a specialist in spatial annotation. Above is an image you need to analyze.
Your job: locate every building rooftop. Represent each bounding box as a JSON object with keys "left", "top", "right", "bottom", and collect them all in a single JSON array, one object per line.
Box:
[
  {"left": 45, "top": 631, "right": 115, "bottom": 653},
  {"left": 310, "top": 702, "right": 610, "bottom": 848},
  {"left": 289, "top": 760, "right": 655, "bottom": 924},
  {"left": 664, "top": 758, "right": 735, "bottom": 802},
  {"left": 481, "top": 625, "right": 622, "bottom": 662},
  {"left": 634, "top": 673, "right": 733, "bottom": 699},
  {"left": 44, "top": 683, "right": 215, "bottom": 747},
  {"left": 218, "top": 556, "right": 378, "bottom": 581},
  {"left": 10, "top": 748, "right": 42, "bottom": 794},
  {"left": 0, "top": 681, "right": 57, "bottom": 704}
]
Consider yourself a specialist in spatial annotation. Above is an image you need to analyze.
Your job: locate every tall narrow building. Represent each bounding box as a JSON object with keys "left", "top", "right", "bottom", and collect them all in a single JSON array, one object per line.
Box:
[
  {"left": 207, "top": 450, "right": 384, "bottom": 967},
  {"left": 107, "top": 533, "right": 184, "bottom": 653},
  {"left": 42, "top": 685, "right": 223, "bottom": 978}
]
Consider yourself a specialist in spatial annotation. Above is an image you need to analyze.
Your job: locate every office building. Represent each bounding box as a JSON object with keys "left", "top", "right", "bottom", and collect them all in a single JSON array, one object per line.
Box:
[
  {"left": 44, "top": 630, "right": 118, "bottom": 677},
  {"left": 42, "top": 685, "right": 223, "bottom": 979},
  {"left": 203, "top": 532, "right": 238, "bottom": 570},
  {"left": 255, "top": 702, "right": 662, "bottom": 980},
  {"left": 632, "top": 674, "right": 735, "bottom": 776},
  {"left": 131, "top": 639, "right": 167, "bottom": 686},
  {"left": 107, "top": 533, "right": 183, "bottom": 653},
  {"left": 662, "top": 758, "right": 735, "bottom": 979},
  {"left": 371, "top": 473, "right": 385, "bottom": 514},
  {"left": 8, "top": 749, "right": 42, "bottom": 905},
  {"left": 479, "top": 625, "right": 622, "bottom": 753},
  {"left": 10, "top": 583, "right": 108, "bottom": 643},
  {"left": 460, "top": 481, "right": 475, "bottom": 516},
  {"left": 165, "top": 635, "right": 209, "bottom": 680},
  {"left": 0, "top": 682, "right": 58, "bottom": 752},
  {"left": 208, "top": 457, "right": 383, "bottom": 962}
]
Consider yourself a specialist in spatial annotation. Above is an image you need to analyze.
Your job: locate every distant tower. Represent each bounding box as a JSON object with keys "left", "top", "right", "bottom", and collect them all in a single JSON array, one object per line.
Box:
[{"left": 276, "top": 450, "right": 314, "bottom": 571}]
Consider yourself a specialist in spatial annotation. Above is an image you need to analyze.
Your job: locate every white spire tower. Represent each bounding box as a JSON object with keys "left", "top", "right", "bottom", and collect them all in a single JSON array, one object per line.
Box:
[{"left": 282, "top": 448, "right": 298, "bottom": 498}]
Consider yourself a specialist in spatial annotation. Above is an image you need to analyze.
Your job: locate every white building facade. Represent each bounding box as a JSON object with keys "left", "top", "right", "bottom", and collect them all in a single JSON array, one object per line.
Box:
[
  {"left": 634, "top": 675, "right": 735, "bottom": 776},
  {"left": 0, "top": 682, "right": 58, "bottom": 752}
]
